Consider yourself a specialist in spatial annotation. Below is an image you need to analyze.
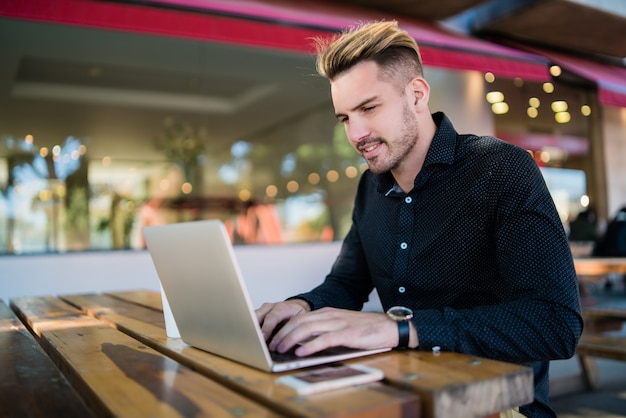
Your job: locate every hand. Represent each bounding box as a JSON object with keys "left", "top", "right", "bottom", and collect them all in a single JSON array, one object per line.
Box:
[
  {"left": 255, "top": 299, "right": 311, "bottom": 343},
  {"left": 268, "top": 307, "right": 403, "bottom": 357}
]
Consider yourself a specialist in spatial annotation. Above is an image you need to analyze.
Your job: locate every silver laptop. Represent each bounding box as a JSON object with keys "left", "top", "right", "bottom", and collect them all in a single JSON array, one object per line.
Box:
[{"left": 142, "top": 219, "right": 389, "bottom": 372}]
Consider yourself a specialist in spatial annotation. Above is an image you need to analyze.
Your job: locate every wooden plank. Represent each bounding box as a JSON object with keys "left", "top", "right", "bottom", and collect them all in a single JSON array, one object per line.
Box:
[
  {"left": 0, "top": 301, "right": 94, "bottom": 417},
  {"left": 354, "top": 350, "right": 533, "bottom": 418},
  {"left": 582, "top": 306, "right": 626, "bottom": 333},
  {"left": 10, "top": 296, "right": 280, "bottom": 418},
  {"left": 106, "top": 290, "right": 163, "bottom": 311},
  {"left": 64, "top": 291, "right": 529, "bottom": 417},
  {"left": 583, "top": 306, "right": 626, "bottom": 321},
  {"left": 578, "top": 355, "right": 600, "bottom": 390},
  {"left": 577, "top": 334, "right": 626, "bottom": 362},
  {"left": 574, "top": 257, "right": 626, "bottom": 276},
  {"left": 62, "top": 292, "right": 421, "bottom": 418}
]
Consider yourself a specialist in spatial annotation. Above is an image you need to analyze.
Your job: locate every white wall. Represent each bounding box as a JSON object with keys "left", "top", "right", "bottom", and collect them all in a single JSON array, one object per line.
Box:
[
  {"left": 0, "top": 241, "right": 382, "bottom": 311},
  {"left": 425, "top": 68, "right": 495, "bottom": 137}
]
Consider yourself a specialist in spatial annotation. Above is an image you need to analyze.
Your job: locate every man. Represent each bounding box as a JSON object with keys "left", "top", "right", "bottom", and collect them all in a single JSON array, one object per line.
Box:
[{"left": 256, "top": 20, "right": 582, "bottom": 417}]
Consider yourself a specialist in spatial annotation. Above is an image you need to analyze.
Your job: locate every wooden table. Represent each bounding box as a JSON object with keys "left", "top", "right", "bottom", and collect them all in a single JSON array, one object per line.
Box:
[
  {"left": 573, "top": 257, "right": 626, "bottom": 302},
  {"left": 574, "top": 257, "right": 626, "bottom": 278},
  {"left": 2, "top": 290, "right": 533, "bottom": 418}
]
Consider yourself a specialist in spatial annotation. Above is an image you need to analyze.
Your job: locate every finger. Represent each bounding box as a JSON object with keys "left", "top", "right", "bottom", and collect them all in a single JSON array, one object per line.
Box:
[
  {"left": 272, "top": 316, "right": 341, "bottom": 353},
  {"left": 260, "top": 302, "right": 304, "bottom": 342},
  {"left": 256, "top": 303, "right": 286, "bottom": 341},
  {"left": 254, "top": 302, "right": 274, "bottom": 323},
  {"left": 260, "top": 312, "right": 283, "bottom": 342}
]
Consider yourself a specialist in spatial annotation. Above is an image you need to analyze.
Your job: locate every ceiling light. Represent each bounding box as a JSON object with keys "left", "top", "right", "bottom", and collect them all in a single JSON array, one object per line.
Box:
[
  {"left": 555, "top": 112, "right": 571, "bottom": 123},
  {"left": 580, "top": 195, "right": 590, "bottom": 207},
  {"left": 543, "top": 82, "right": 554, "bottom": 93},
  {"left": 345, "top": 166, "right": 358, "bottom": 178},
  {"left": 549, "top": 65, "right": 562, "bottom": 77},
  {"left": 529, "top": 97, "right": 540, "bottom": 108},
  {"left": 491, "top": 102, "right": 509, "bottom": 115},
  {"left": 581, "top": 105, "right": 591, "bottom": 116},
  {"left": 486, "top": 91, "right": 504, "bottom": 103},
  {"left": 527, "top": 107, "right": 538, "bottom": 118},
  {"left": 484, "top": 72, "right": 495, "bottom": 83},
  {"left": 551, "top": 101, "right": 568, "bottom": 112},
  {"left": 239, "top": 189, "right": 251, "bottom": 201},
  {"left": 287, "top": 180, "right": 299, "bottom": 193},
  {"left": 266, "top": 185, "right": 278, "bottom": 197},
  {"left": 181, "top": 182, "right": 193, "bottom": 194}
]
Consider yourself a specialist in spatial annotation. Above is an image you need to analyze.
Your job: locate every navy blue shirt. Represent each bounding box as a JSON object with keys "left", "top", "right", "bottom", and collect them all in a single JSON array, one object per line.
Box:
[{"left": 296, "top": 112, "right": 583, "bottom": 417}]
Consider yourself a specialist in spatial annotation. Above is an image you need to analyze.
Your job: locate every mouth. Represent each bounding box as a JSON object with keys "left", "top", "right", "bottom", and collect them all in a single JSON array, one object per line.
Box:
[{"left": 358, "top": 140, "right": 383, "bottom": 157}]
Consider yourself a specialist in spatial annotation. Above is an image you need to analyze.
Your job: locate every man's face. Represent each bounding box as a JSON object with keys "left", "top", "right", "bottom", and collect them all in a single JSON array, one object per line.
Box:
[{"left": 331, "top": 60, "right": 419, "bottom": 175}]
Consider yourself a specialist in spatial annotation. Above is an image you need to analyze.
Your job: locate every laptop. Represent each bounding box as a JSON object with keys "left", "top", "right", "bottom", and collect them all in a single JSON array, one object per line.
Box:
[{"left": 142, "top": 219, "right": 390, "bottom": 372}]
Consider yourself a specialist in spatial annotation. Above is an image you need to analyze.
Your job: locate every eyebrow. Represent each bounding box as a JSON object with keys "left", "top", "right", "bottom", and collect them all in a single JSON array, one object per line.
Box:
[{"left": 334, "top": 95, "right": 378, "bottom": 119}]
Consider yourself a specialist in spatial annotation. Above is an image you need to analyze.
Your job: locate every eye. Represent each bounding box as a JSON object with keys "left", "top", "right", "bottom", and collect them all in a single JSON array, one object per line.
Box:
[{"left": 362, "top": 105, "right": 376, "bottom": 113}]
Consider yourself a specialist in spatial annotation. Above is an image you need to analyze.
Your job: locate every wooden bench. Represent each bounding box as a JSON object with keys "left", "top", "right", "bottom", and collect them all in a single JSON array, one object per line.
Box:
[
  {"left": 576, "top": 306, "right": 626, "bottom": 390},
  {"left": 0, "top": 300, "right": 94, "bottom": 417}
]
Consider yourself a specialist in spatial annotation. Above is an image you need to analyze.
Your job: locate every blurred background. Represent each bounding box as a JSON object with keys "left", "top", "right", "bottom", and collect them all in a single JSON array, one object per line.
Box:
[{"left": 1, "top": 0, "right": 625, "bottom": 254}]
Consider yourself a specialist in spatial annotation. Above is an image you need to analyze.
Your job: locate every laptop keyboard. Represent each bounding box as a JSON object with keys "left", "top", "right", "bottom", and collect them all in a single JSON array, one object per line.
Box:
[{"left": 269, "top": 345, "right": 359, "bottom": 363}]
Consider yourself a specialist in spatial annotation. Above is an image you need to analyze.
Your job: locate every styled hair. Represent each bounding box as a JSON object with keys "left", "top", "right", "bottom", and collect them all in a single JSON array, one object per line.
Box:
[{"left": 315, "top": 21, "right": 424, "bottom": 85}]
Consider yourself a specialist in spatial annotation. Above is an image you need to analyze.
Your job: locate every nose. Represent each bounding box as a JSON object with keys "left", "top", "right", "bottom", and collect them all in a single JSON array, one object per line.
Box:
[{"left": 345, "top": 118, "right": 370, "bottom": 145}]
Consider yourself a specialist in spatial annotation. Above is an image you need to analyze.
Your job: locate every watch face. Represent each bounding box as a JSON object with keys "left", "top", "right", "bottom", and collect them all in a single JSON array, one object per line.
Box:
[{"left": 387, "top": 306, "right": 413, "bottom": 321}]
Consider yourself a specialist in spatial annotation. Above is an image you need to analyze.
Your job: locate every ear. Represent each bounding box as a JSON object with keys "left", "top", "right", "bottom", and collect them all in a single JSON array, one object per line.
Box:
[{"left": 409, "top": 77, "right": 430, "bottom": 110}]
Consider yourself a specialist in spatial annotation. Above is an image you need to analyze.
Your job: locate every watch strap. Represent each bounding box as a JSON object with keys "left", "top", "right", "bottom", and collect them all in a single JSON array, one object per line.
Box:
[{"left": 397, "top": 319, "right": 410, "bottom": 349}]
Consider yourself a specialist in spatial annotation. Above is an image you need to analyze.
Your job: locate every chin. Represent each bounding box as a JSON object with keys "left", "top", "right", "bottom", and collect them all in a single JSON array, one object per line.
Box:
[{"left": 367, "top": 166, "right": 388, "bottom": 175}]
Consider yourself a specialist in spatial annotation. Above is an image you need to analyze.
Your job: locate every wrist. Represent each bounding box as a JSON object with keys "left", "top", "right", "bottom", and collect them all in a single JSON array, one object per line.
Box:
[{"left": 386, "top": 306, "right": 414, "bottom": 349}]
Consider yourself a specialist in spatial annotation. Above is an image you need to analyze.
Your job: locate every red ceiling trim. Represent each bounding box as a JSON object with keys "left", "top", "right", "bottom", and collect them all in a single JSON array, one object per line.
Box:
[
  {"left": 418, "top": 47, "right": 548, "bottom": 82},
  {"left": 599, "top": 89, "right": 626, "bottom": 109},
  {"left": 0, "top": 0, "right": 549, "bottom": 80},
  {"left": 0, "top": 0, "right": 329, "bottom": 53}
]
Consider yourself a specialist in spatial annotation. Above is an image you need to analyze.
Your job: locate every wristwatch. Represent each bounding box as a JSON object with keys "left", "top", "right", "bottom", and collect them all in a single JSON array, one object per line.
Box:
[{"left": 386, "top": 306, "right": 413, "bottom": 349}]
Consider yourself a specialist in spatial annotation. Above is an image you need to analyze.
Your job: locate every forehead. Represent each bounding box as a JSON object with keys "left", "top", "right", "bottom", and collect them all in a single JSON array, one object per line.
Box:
[{"left": 330, "top": 61, "right": 393, "bottom": 108}]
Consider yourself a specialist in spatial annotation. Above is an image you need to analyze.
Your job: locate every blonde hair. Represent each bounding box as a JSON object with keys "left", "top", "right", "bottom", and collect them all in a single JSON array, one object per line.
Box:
[{"left": 315, "top": 21, "right": 423, "bottom": 85}]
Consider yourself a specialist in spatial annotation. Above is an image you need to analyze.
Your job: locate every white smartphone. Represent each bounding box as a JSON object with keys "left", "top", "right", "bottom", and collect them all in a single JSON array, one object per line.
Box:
[{"left": 277, "top": 364, "right": 384, "bottom": 395}]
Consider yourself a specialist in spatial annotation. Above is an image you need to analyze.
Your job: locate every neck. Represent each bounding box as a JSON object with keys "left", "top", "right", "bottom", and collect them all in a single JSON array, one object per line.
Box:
[{"left": 392, "top": 115, "right": 437, "bottom": 193}]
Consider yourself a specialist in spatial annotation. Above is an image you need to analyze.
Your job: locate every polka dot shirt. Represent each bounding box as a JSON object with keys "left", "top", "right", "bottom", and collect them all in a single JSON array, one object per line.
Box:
[{"left": 295, "top": 112, "right": 583, "bottom": 417}]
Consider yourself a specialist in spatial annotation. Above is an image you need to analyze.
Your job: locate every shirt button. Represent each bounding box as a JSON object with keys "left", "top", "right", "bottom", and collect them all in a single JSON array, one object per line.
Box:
[
  {"left": 405, "top": 196, "right": 412, "bottom": 203},
  {"left": 400, "top": 242, "right": 408, "bottom": 250},
  {"left": 398, "top": 286, "right": 406, "bottom": 293}
]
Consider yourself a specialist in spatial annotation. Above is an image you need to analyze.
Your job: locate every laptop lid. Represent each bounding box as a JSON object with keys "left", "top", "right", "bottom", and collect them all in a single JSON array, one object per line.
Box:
[{"left": 143, "top": 220, "right": 389, "bottom": 372}]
